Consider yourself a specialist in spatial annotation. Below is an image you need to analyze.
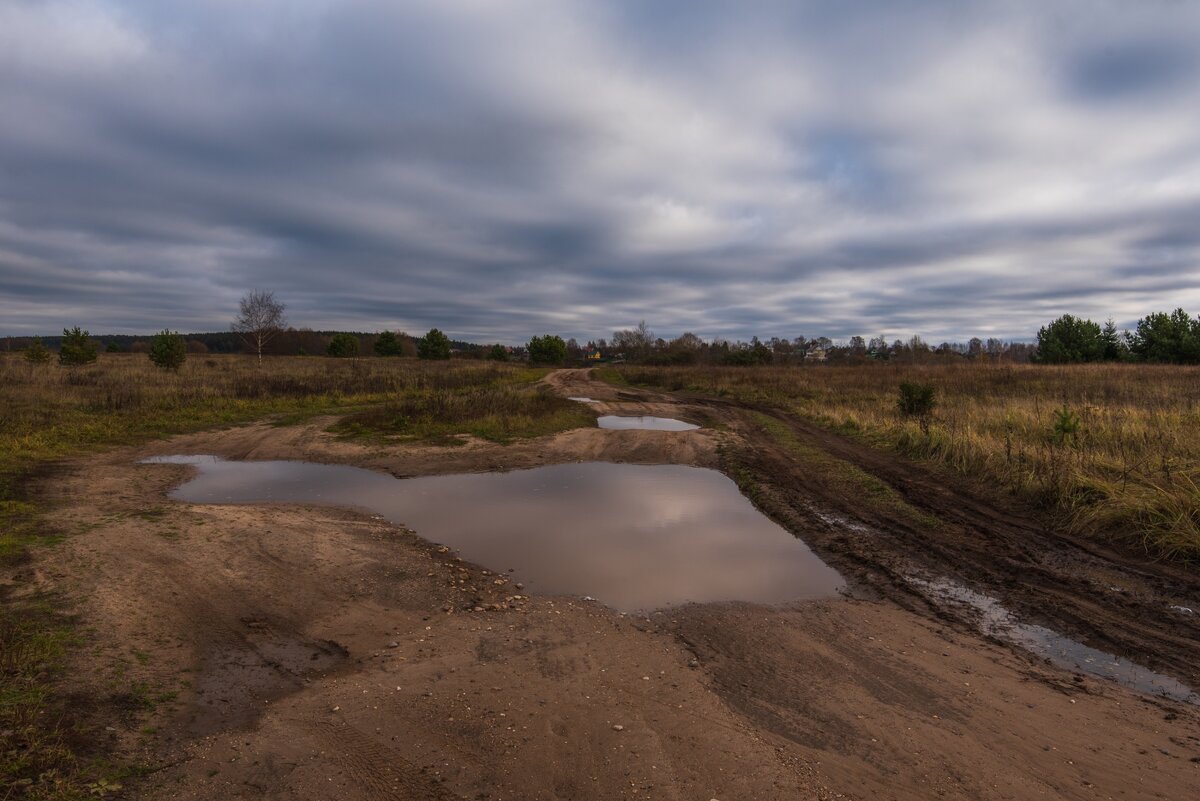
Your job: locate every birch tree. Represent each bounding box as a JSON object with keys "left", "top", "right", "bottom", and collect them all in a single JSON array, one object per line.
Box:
[{"left": 233, "top": 289, "right": 287, "bottom": 364}]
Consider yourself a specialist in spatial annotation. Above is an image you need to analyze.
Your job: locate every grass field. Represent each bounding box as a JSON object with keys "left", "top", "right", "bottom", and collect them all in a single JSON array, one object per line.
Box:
[
  {"left": 0, "top": 353, "right": 586, "bottom": 799},
  {"left": 606, "top": 362, "right": 1200, "bottom": 561}
]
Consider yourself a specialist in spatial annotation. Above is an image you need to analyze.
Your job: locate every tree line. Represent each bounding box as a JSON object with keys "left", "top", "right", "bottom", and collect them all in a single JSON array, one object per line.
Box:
[
  {"left": 8, "top": 290, "right": 1200, "bottom": 368},
  {"left": 1035, "top": 309, "right": 1200, "bottom": 364}
]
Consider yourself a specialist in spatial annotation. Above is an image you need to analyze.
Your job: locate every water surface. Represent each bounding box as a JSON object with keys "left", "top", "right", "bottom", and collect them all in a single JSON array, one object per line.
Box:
[
  {"left": 597, "top": 415, "right": 699, "bottom": 431},
  {"left": 911, "top": 576, "right": 1199, "bottom": 705},
  {"left": 145, "top": 457, "right": 843, "bottom": 612}
]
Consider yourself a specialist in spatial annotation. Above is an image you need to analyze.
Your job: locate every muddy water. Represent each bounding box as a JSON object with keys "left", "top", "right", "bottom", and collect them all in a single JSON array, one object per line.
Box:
[
  {"left": 597, "top": 415, "right": 699, "bottom": 431},
  {"left": 145, "top": 457, "right": 843, "bottom": 612},
  {"left": 911, "top": 576, "right": 1200, "bottom": 705}
]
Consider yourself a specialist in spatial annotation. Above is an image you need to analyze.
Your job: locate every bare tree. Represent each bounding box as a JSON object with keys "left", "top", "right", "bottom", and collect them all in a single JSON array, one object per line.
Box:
[
  {"left": 233, "top": 289, "right": 287, "bottom": 364},
  {"left": 611, "top": 320, "right": 655, "bottom": 358}
]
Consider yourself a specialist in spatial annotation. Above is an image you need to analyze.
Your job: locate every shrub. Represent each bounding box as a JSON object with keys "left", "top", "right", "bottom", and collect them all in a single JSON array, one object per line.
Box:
[
  {"left": 327, "top": 333, "right": 359, "bottom": 358},
  {"left": 148, "top": 330, "right": 186, "bottom": 370},
  {"left": 897, "top": 381, "right": 937, "bottom": 430},
  {"left": 23, "top": 340, "right": 52, "bottom": 364},
  {"left": 721, "top": 343, "right": 772, "bottom": 366},
  {"left": 527, "top": 334, "right": 567, "bottom": 365},
  {"left": 58, "top": 326, "right": 98, "bottom": 366},
  {"left": 487, "top": 344, "right": 509, "bottom": 362},
  {"left": 418, "top": 328, "right": 452, "bottom": 360}
]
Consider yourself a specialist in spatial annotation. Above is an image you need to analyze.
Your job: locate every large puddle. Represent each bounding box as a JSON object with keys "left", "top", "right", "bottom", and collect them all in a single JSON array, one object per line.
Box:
[
  {"left": 144, "top": 457, "right": 843, "bottom": 612},
  {"left": 597, "top": 415, "right": 699, "bottom": 431}
]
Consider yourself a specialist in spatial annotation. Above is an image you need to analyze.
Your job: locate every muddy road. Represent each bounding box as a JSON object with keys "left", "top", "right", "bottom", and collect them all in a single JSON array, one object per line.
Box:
[{"left": 9, "top": 369, "right": 1199, "bottom": 800}]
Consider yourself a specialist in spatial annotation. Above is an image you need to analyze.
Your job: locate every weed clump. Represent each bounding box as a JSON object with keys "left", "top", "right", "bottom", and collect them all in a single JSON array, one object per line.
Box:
[{"left": 1052, "top": 405, "right": 1082, "bottom": 445}]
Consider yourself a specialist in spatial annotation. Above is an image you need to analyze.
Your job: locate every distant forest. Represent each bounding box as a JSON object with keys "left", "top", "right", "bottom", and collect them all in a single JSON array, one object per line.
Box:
[
  {"left": 0, "top": 327, "right": 1039, "bottom": 364},
  {"left": 4, "top": 307, "right": 1199, "bottom": 366}
]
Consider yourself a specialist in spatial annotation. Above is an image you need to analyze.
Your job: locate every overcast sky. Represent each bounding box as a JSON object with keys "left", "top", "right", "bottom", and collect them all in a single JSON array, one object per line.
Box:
[{"left": 2, "top": 1, "right": 1199, "bottom": 344}]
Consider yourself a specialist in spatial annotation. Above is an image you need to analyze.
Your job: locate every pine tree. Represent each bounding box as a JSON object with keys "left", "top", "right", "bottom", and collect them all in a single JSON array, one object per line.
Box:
[
  {"left": 23, "top": 339, "right": 52, "bottom": 364},
  {"left": 148, "top": 330, "right": 187, "bottom": 370},
  {"left": 58, "top": 326, "right": 98, "bottom": 366}
]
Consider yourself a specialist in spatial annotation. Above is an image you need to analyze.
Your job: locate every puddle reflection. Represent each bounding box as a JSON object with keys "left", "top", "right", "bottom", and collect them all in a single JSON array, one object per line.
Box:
[
  {"left": 597, "top": 416, "right": 699, "bottom": 431},
  {"left": 144, "top": 457, "right": 843, "bottom": 612}
]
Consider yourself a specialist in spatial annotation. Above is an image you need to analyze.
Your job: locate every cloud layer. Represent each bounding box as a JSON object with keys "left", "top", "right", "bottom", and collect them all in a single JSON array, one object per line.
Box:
[{"left": 2, "top": 0, "right": 1199, "bottom": 343}]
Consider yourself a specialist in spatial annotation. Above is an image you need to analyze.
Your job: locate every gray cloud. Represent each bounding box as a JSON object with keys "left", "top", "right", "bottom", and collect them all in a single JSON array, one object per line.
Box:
[{"left": 2, "top": 0, "right": 1200, "bottom": 344}]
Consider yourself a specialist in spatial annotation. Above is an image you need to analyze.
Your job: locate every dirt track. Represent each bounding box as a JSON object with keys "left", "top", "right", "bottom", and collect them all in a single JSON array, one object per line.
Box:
[{"left": 10, "top": 369, "right": 1200, "bottom": 800}]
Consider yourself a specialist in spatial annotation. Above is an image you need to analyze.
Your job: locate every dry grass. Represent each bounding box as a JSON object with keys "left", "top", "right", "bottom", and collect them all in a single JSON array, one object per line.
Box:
[
  {"left": 610, "top": 362, "right": 1200, "bottom": 560},
  {"left": 0, "top": 353, "right": 585, "bottom": 560},
  {"left": 334, "top": 384, "right": 595, "bottom": 444}
]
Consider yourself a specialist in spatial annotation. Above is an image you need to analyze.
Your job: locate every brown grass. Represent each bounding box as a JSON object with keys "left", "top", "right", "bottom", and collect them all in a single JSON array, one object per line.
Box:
[{"left": 609, "top": 362, "right": 1200, "bottom": 560}]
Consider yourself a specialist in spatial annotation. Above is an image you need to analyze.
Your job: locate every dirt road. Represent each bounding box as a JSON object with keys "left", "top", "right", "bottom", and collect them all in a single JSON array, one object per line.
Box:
[{"left": 10, "top": 369, "right": 1199, "bottom": 800}]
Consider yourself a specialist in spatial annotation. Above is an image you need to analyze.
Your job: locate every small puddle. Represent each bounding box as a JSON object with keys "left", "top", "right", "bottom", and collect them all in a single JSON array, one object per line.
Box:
[
  {"left": 597, "top": 415, "right": 699, "bottom": 432},
  {"left": 144, "top": 457, "right": 843, "bottom": 612},
  {"left": 568, "top": 396, "right": 600, "bottom": 403},
  {"left": 911, "top": 576, "right": 1200, "bottom": 705}
]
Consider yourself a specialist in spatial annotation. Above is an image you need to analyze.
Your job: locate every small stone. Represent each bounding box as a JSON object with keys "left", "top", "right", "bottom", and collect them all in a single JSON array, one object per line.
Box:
[
  {"left": 331, "top": 706, "right": 340, "bottom": 712},
  {"left": 387, "top": 642, "right": 399, "bottom": 648},
  {"left": 612, "top": 724, "right": 624, "bottom": 731}
]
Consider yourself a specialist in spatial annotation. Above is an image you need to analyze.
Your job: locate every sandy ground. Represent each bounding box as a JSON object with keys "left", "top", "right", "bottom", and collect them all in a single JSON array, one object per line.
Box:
[{"left": 7, "top": 369, "right": 1199, "bottom": 800}]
